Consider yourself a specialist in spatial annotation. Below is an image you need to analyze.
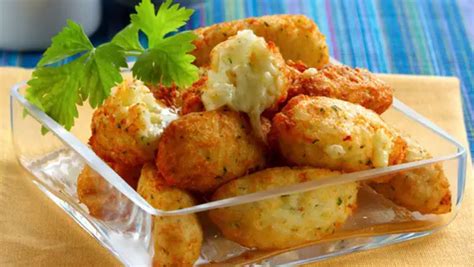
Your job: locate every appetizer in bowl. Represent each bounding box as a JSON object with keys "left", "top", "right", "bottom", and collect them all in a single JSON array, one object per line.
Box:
[
  {"left": 76, "top": 15, "right": 450, "bottom": 266},
  {"left": 20, "top": 0, "right": 456, "bottom": 265}
]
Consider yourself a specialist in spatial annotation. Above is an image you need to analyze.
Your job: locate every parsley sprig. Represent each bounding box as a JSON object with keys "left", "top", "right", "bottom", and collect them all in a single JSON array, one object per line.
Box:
[{"left": 26, "top": 0, "right": 198, "bottom": 131}]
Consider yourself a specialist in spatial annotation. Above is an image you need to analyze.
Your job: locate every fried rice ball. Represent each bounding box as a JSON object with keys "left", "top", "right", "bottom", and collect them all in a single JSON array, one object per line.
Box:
[
  {"left": 208, "top": 167, "right": 358, "bottom": 250},
  {"left": 181, "top": 63, "right": 394, "bottom": 119},
  {"left": 137, "top": 164, "right": 203, "bottom": 267},
  {"left": 148, "top": 68, "right": 209, "bottom": 111},
  {"left": 192, "top": 15, "right": 329, "bottom": 69},
  {"left": 288, "top": 64, "right": 393, "bottom": 114},
  {"left": 270, "top": 95, "right": 406, "bottom": 172},
  {"left": 201, "top": 30, "right": 290, "bottom": 138},
  {"left": 89, "top": 79, "right": 178, "bottom": 167},
  {"left": 156, "top": 110, "right": 266, "bottom": 193},
  {"left": 77, "top": 162, "right": 141, "bottom": 220},
  {"left": 181, "top": 76, "right": 207, "bottom": 115},
  {"left": 370, "top": 136, "right": 451, "bottom": 214},
  {"left": 147, "top": 83, "right": 180, "bottom": 108}
]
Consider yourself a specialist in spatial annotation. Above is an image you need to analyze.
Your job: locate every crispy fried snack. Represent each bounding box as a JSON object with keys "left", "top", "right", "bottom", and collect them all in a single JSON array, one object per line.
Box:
[
  {"left": 209, "top": 167, "right": 358, "bottom": 250},
  {"left": 201, "top": 30, "right": 290, "bottom": 138},
  {"left": 181, "top": 64, "right": 393, "bottom": 118},
  {"left": 192, "top": 15, "right": 329, "bottom": 69},
  {"left": 370, "top": 136, "right": 451, "bottom": 214},
  {"left": 156, "top": 110, "right": 266, "bottom": 192},
  {"left": 288, "top": 64, "right": 393, "bottom": 114},
  {"left": 181, "top": 64, "right": 393, "bottom": 117},
  {"left": 147, "top": 83, "right": 181, "bottom": 108},
  {"left": 89, "top": 79, "right": 178, "bottom": 167},
  {"left": 148, "top": 69, "right": 209, "bottom": 110},
  {"left": 181, "top": 76, "right": 207, "bottom": 115},
  {"left": 270, "top": 95, "right": 406, "bottom": 172},
  {"left": 77, "top": 162, "right": 141, "bottom": 220},
  {"left": 137, "top": 164, "right": 203, "bottom": 267}
]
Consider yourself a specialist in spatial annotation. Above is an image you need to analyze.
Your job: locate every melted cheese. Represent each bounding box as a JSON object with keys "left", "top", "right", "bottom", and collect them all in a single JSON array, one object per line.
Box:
[
  {"left": 372, "top": 128, "right": 393, "bottom": 167},
  {"left": 113, "top": 79, "right": 178, "bottom": 142},
  {"left": 202, "top": 30, "right": 286, "bottom": 137},
  {"left": 302, "top": 67, "right": 318, "bottom": 76},
  {"left": 324, "top": 144, "right": 346, "bottom": 159}
]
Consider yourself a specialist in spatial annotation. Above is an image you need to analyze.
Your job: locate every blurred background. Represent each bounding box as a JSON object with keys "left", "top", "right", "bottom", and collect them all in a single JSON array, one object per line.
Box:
[{"left": 0, "top": 0, "right": 472, "bottom": 151}]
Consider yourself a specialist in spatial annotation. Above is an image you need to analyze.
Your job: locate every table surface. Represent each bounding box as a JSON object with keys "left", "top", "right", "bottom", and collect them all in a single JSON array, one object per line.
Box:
[{"left": 1, "top": 0, "right": 473, "bottom": 157}]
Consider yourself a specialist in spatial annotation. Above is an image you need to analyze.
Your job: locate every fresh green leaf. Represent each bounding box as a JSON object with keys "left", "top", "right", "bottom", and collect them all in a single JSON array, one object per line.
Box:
[
  {"left": 41, "top": 126, "right": 49, "bottom": 135},
  {"left": 132, "top": 32, "right": 198, "bottom": 88},
  {"left": 131, "top": 0, "right": 194, "bottom": 47},
  {"left": 112, "top": 24, "right": 143, "bottom": 52},
  {"left": 80, "top": 43, "right": 127, "bottom": 108},
  {"left": 25, "top": 92, "right": 45, "bottom": 112},
  {"left": 154, "top": 0, "right": 194, "bottom": 41},
  {"left": 26, "top": 19, "right": 130, "bottom": 131},
  {"left": 130, "top": 0, "right": 156, "bottom": 41},
  {"left": 132, "top": 47, "right": 198, "bottom": 87},
  {"left": 26, "top": 59, "right": 83, "bottom": 130},
  {"left": 26, "top": 0, "right": 199, "bottom": 133},
  {"left": 121, "top": 0, "right": 198, "bottom": 88},
  {"left": 38, "top": 20, "right": 93, "bottom": 66},
  {"left": 155, "top": 30, "right": 197, "bottom": 52}
]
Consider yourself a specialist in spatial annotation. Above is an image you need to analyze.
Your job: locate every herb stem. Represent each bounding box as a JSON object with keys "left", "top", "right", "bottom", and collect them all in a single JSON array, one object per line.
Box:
[{"left": 125, "top": 51, "right": 142, "bottom": 57}]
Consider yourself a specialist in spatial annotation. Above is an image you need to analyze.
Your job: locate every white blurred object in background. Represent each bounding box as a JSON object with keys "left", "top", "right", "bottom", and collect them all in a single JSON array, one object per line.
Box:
[{"left": 0, "top": 0, "right": 101, "bottom": 51}]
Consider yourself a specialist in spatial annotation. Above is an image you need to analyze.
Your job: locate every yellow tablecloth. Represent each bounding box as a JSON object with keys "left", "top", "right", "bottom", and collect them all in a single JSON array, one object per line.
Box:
[{"left": 0, "top": 67, "right": 472, "bottom": 266}]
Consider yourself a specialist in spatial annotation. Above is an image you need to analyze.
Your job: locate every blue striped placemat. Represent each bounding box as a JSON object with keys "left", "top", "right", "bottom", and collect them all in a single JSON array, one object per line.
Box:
[{"left": 1, "top": 0, "right": 472, "bottom": 155}]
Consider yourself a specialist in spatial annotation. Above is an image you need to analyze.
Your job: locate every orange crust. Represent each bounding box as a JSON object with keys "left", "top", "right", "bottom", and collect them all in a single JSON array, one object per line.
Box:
[
  {"left": 147, "top": 83, "right": 181, "bottom": 108},
  {"left": 270, "top": 95, "right": 406, "bottom": 172},
  {"left": 180, "top": 76, "right": 207, "bottom": 115},
  {"left": 288, "top": 64, "right": 393, "bottom": 114},
  {"left": 209, "top": 167, "right": 359, "bottom": 250},
  {"left": 156, "top": 110, "right": 266, "bottom": 192},
  {"left": 89, "top": 102, "right": 154, "bottom": 166},
  {"left": 192, "top": 15, "right": 329, "bottom": 68},
  {"left": 137, "top": 164, "right": 203, "bottom": 266},
  {"left": 77, "top": 161, "right": 141, "bottom": 220}
]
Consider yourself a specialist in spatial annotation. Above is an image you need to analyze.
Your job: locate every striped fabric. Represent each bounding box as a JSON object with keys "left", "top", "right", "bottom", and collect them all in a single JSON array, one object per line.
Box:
[{"left": 1, "top": 0, "right": 473, "bottom": 154}]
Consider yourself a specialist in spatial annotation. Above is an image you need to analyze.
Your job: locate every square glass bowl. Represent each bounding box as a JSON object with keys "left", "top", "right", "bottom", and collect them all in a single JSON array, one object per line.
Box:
[{"left": 10, "top": 81, "right": 467, "bottom": 266}]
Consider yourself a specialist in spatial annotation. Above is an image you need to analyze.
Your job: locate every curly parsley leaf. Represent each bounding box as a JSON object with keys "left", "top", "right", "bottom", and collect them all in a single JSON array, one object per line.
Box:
[{"left": 38, "top": 20, "right": 93, "bottom": 66}]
